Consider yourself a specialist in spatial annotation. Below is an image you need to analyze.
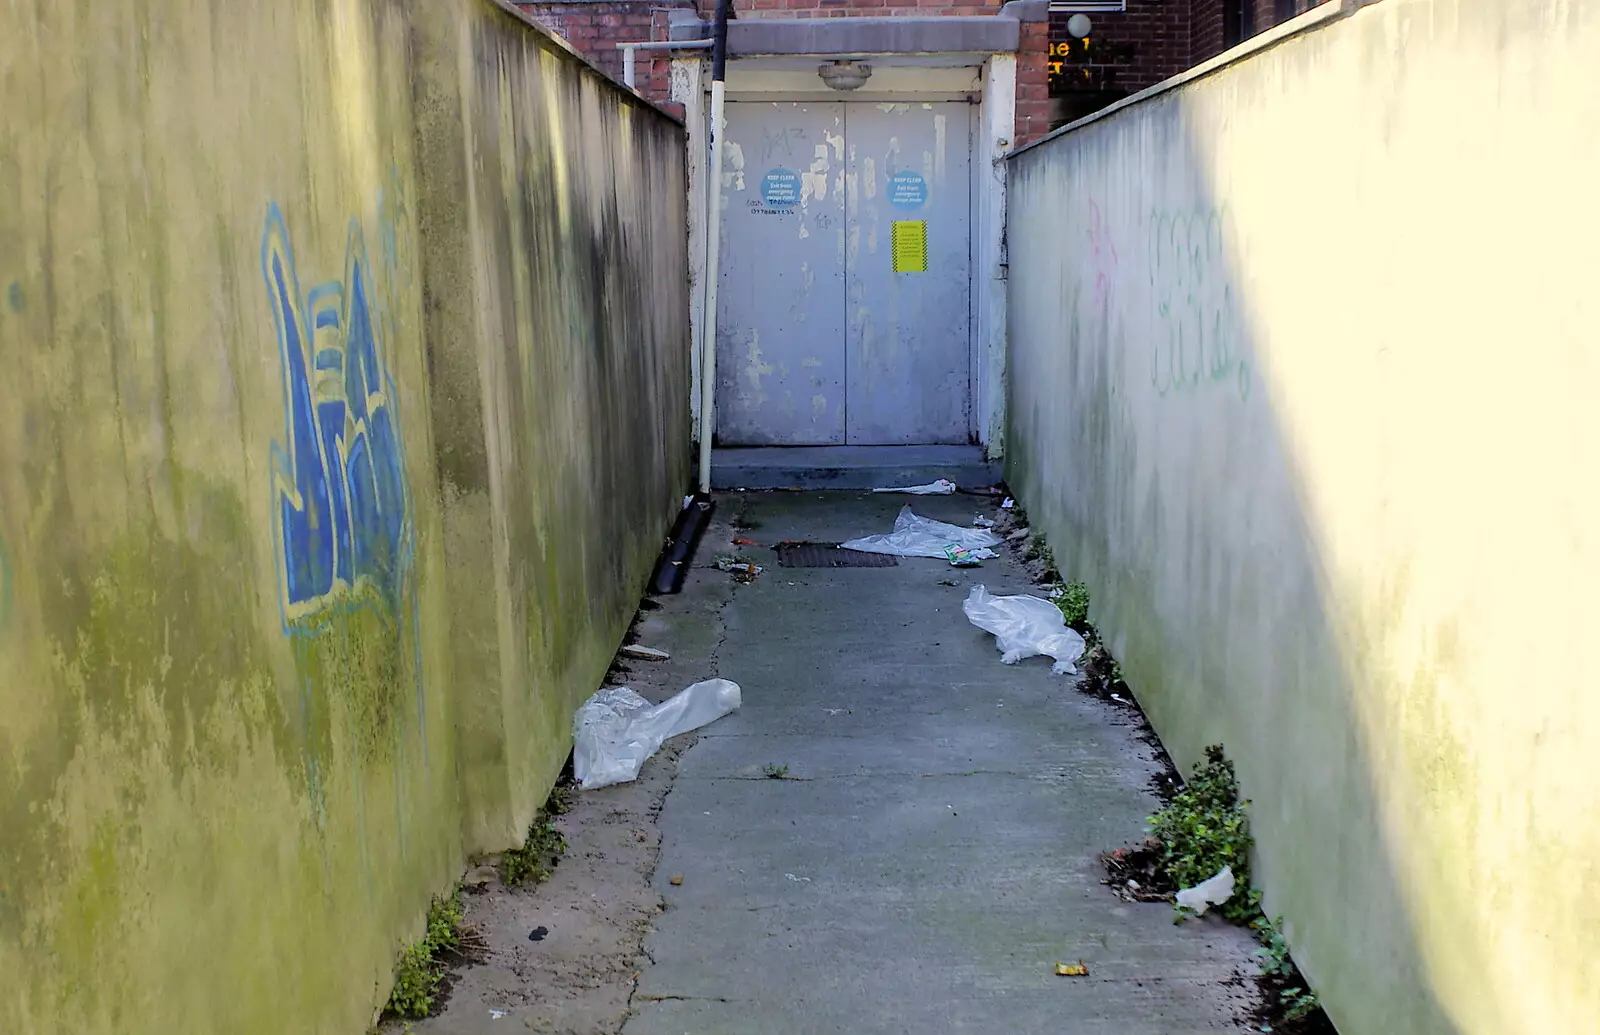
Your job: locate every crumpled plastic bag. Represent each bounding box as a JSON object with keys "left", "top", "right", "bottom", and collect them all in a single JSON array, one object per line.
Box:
[
  {"left": 573, "top": 679, "right": 742, "bottom": 790},
  {"left": 962, "top": 585, "right": 1087, "bottom": 675},
  {"left": 1175, "top": 865, "right": 1235, "bottom": 915},
  {"left": 871, "top": 479, "right": 957, "bottom": 495},
  {"left": 842, "top": 506, "right": 1001, "bottom": 560}
]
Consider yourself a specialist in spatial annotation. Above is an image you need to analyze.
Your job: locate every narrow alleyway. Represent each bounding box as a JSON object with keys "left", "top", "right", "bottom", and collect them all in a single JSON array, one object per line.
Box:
[
  {"left": 408, "top": 491, "right": 1258, "bottom": 1034},
  {"left": 623, "top": 492, "right": 1256, "bottom": 1034}
]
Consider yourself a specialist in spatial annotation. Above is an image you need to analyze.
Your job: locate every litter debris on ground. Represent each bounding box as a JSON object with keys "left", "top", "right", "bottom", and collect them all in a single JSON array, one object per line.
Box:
[
  {"left": 1055, "top": 961, "right": 1090, "bottom": 977},
  {"left": 528, "top": 926, "right": 549, "bottom": 942},
  {"left": 871, "top": 478, "right": 957, "bottom": 495},
  {"left": 1175, "top": 865, "right": 1235, "bottom": 916},
  {"left": 1001, "top": 497, "right": 1015, "bottom": 509},
  {"left": 669, "top": 874, "right": 684, "bottom": 886},
  {"left": 715, "top": 556, "right": 764, "bottom": 582},
  {"left": 841, "top": 506, "right": 1001, "bottom": 560},
  {"left": 732, "top": 537, "right": 759, "bottom": 546},
  {"left": 490, "top": 1008, "right": 508, "bottom": 1019},
  {"left": 962, "top": 585, "right": 1088, "bottom": 675},
  {"left": 973, "top": 515, "right": 996, "bottom": 528},
  {"left": 620, "top": 644, "right": 671, "bottom": 661},
  {"left": 573, "top": 679, "right": 742, "bottom": 790},
  {"left": 785, "top": 873, "right": 813, "bottom": 883},
  {"left": 943, "top": 544, "right": 985, "bottom": 567}
]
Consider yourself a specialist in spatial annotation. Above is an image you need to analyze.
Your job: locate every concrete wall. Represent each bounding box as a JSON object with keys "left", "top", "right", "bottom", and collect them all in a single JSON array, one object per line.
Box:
[
  {"left": 413, "top": 0, "right": 691, "bottom": 851},
  {"left": 1003, "top": 2, "right": 1600, "bottom": 1033},
  {"left": 0, "top": 0, "right": 688, "bottom": 1032}
]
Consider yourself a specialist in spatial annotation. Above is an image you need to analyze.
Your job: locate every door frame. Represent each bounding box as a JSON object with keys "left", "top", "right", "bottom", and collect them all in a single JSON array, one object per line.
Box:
[{"left": 675, "top": 55, "right": 1015, "bottom": 456}]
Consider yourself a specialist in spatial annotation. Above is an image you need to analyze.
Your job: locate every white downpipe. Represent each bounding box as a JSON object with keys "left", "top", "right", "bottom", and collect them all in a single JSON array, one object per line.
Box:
[
  {"left": 616, "top": 39, "right": 712, "bottom": 92},
  {"left": 697, "top": 77, "right": 727, "bottom": 495}
]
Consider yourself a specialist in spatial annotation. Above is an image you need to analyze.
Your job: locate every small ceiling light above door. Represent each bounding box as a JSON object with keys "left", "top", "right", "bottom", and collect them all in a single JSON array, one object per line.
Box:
[{"left": 818, "top": 61, "right": 873, "bottom": 91}]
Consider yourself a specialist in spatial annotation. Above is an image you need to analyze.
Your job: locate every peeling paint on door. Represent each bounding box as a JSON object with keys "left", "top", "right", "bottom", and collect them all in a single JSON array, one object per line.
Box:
[{"left": 716, "top": 101, "right": 971, "bottom": 446}]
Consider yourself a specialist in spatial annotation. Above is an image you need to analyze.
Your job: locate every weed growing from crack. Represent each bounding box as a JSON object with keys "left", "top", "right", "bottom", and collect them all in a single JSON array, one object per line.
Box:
[
  {"left": 1053, "top": 580, "right": 1091, "bottom": 630},
  {"left": 545, "top": 778, "right": 575, "bottom": 817},
  {"left": 1253, "top": 915, "right": 1323, "bottom": 1022},
  {"left": 503, "top": 787, "right": 570, "bottom": 887},
  {"left": 1137, "top": 745, "right": 1331, "bottom": 1031},
  {"left": 386, "top": 889, "right": 466, "bottom": 1019},
  {"left": 503, "top": 812, "right": 567, "bottom": 886},
  {"left": 763, "top": 763, "right": 791, "bottom": 780},
  {"left": 1149, "top": 745, "right": 1259, "bottom": 923}
]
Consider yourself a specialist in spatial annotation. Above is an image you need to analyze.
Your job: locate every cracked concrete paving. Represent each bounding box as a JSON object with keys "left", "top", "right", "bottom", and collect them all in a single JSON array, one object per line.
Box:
[
  {"left": 621, "top": 492, "right": 1258, "bottom": 1035},
  {"left": 399, "top": 524, "right": 737, "bottom": 1035}
]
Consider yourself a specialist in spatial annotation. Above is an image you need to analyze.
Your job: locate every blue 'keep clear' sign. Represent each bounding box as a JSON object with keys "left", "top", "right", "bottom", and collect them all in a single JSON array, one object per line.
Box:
[
  {"left": 887, "top": 170, "right": 928, "bottom": 210},
  {"left": 761, "top": 168, "right": 800, "bottom": 207}
]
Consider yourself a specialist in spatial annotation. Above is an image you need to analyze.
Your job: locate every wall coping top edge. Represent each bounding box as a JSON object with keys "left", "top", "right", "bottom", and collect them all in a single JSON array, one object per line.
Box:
[{"left": 486, "top": 0, "right": 688, "bottom": 124}]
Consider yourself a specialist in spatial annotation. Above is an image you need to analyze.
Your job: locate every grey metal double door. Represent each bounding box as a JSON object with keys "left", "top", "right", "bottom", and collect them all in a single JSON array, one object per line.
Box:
[{"left": 715, "top": 101, "right": 973, "bottom": 446}]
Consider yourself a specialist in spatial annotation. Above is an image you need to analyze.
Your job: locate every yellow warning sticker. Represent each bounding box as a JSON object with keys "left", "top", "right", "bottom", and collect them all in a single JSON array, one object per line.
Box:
[{"left": 892, "top": 220, "right": 928, "bottom": 273}]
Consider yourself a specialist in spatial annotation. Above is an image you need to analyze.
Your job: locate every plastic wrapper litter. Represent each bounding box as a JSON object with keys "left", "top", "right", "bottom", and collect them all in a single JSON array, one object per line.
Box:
[
  {"left": 573, "top": 679, "right": 742, "bottom": 790},
  {"left": 841, "top": 506, "right": 1001, "bottom": 560},
  {"left": 963, "top": 585, "right": 1087, "bottom": 675}
]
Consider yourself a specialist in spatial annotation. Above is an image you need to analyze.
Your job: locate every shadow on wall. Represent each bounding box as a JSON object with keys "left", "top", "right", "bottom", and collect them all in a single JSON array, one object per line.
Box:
[
  {"left": 0, "top": 0, "right": 689, "bottom": 1032},
  {"left": 1004, "top": 1, "right": 1600, "bottom": 1033}
]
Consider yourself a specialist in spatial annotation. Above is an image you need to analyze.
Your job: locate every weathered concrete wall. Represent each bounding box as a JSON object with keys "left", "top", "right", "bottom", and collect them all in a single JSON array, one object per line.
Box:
[
  {"left": 1004, "top": 2, "right": 1600, "bottom": 1033},
  {"left": 0, "top": 0, "right": 687, "bottom": 1031},
  {"left": 412, "top": 0, "right": 690, "bottom": 851}
]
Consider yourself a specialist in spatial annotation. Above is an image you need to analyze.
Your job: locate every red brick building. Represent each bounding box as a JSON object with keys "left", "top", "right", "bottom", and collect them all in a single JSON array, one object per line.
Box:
[
  {"left": 518, "top": 0, "right": 1053, "bottom": 145},
  {"left": 518, "top": 0, "right": 1333, "bottom": 139},
  {"left": 1049, "top": 0, "right": 1333, "bottom": 126}
]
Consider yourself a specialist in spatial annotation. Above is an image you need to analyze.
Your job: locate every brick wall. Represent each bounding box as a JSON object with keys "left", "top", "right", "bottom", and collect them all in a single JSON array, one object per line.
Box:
[
  {"left": 1015, "top": 17, "right": 1051, "bottom": 147},
  {"left": 701, "top": 0, "right": 1004, "bottom": 17},
  {"left": 1188, "top": 0, "right": 1227, "bottom": 67},
  {"left": 1048, "top": 0, "right": 1193, "bottom": 128},
  {"left": 1187, "top": 0, "right": 1333, "bottom": 65},
  {"left": 515, "top": 1, "right": 691, "bottom": 104},
  {"left": 520, "top": 0, "right": 1049, "bottom": 147}
]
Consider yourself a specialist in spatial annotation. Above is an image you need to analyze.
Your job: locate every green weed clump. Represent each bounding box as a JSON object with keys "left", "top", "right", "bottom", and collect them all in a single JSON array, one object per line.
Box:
[
  {"left": 1148, "top": 744, "right": 1257, "bottom": 923},
  {"left": 1053, "top": 580, "right": 1091, "bottom": 630},
  {"left": 386, "top": 889, "right": 465, "bottom": 1019},
  {"left": 502, "top": 808, "right": 568, "bottom": 887},
  {"left": 1253, "top": 914, "right": 1323, "bottom": 1023},
  {"left": 1137, "top": 747, "right": 1330, "bottom": 1029}
]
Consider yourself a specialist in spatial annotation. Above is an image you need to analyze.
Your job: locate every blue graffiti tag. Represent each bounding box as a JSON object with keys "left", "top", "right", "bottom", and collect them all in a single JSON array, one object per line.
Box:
[{"left": 263, "top": 205, "right": 412, "bottom": 629}]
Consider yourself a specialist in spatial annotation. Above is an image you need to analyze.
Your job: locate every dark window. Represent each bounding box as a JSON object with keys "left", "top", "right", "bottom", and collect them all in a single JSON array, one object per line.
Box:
[
  {"left": 1274, "top": 0, "right": 1297, "bottom": 23},
  {"left": 1223, "top": 0, "right": 1248, "bottom": 47}
]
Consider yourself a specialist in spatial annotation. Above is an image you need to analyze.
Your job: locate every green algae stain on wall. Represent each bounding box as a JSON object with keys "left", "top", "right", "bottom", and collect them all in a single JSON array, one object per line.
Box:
[
  {"left": 2, "top": 473, "right": 304, "bottom": 1032},
  {"left": 2, "top": 1, "right": 688, "bottom": 1030},
  {"left": 261, "top": 196, "right": 437, "bottom": 861}
]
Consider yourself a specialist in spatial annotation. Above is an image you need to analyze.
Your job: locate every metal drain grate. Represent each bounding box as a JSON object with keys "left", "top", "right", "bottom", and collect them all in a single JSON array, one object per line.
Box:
[{"left": 774, "top": 542, "right": 899, "bottom": 569}]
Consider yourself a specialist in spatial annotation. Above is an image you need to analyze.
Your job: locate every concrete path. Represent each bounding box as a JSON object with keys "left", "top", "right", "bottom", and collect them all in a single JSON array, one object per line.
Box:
[{"left": 624, "top": 493, "right": 1255, "bottom": 1035}]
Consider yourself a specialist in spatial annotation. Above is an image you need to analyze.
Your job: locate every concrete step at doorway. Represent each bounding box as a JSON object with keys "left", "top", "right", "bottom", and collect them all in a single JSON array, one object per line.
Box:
[{"left": 711, "top": 445, "right": 1001, "bottom": 492}]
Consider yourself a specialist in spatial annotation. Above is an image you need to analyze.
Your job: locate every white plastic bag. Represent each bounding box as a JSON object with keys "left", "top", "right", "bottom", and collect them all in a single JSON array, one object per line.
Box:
[
  {"left": 871, "top": 479, "right": 957, "bottom": 495},
  {"left": 842, "top": 506, "right": 1001, "bottom": 560},
  {"left": 1175, "top": 865, "right": 1235, "bottom": 915},
  {"left": 573, "top": 679, "right": 741, "bottom": 790},
  {"left": 962, "top": 585, "right": 1087, "bottom": 675}
]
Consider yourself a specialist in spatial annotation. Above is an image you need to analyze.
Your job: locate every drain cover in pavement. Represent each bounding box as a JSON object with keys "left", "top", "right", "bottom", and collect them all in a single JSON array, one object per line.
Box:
[{"left": 774, "top": 542, "right": 898, "bottom": 568}]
